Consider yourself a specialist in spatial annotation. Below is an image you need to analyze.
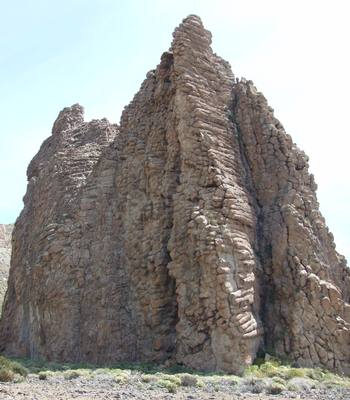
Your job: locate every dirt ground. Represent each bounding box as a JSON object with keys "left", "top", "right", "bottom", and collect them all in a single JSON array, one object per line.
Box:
[{"left": 1, "top": 374, "right": 350, "bottom": 400}]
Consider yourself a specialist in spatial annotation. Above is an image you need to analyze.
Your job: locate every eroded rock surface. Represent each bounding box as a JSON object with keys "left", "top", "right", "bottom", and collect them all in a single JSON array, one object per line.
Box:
[
  {"left": 0, "top": 15, "right": 349, "bottom": 375},
  {"left": 232, "top": 82, "right": 350, "bottom": 373},
  {"left": 0, "top": 105, "right": 118, "bottom": 361},
  {"left": 0, "top": 224, "right": 13, "bottom": 308}
]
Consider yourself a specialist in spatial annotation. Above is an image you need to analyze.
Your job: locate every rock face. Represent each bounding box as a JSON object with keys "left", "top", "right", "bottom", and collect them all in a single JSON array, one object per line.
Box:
[
  {"left": 0, "top": 16, "right": 349, "bottom": 374},
  {"left": 0, "top": 224, "right": 13, "bottom": 309}
]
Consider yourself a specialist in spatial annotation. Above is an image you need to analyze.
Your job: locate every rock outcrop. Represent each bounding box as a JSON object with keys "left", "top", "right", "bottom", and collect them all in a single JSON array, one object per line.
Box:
[
  {"left": 0, "top": 224, "right": 13, "bottom": 309},
  {"left": 0, "top": 16, "right": 349, "bottom": 375}
]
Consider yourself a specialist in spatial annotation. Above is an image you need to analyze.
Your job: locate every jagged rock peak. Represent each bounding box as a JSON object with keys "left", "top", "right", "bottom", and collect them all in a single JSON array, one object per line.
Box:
[
  {"left": 52, "top": 103, "right": 85, "bottom": 134},
  {"left": 172, "top": 14, "right": 212, "bottom": 50}
]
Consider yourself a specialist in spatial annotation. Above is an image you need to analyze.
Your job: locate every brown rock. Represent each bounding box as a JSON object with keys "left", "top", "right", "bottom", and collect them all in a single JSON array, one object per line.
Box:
[
  {"left": 0, "top": 15, "right": 349, "bottom": 375},
  {"left": 0, "top": 224, "right": 13, "bottom": 309}
]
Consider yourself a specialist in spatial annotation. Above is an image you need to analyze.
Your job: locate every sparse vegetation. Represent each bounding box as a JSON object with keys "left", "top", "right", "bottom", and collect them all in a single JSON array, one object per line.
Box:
[
  {"left": 156, "top": 378, "right": 179, "bottom": 393},
  {"left": 0, "top": 367, "right": 15, "bottom": 382},
  {"left": 286, "top": 377, "right": 314, "bottom": 391},
  {"left": 179, "top": 372, "right": 200, "bottom": 387},
  {"left": 241, "top": 376, "right": 266, "bottom": 393},
  {"left": 141, "top": 374, "right": 155, "bottom": 383},
  {"left": 38, "top": 371, "right": 48, "bottom": 380},
  {"left": 64, "top": 369, "right": 92, "bottom": 380},
  {"left": 0, "top": 355, "right": 28, "bottom": 382},
  {"left": 243, "top": 358, "right": 350, "bottom": 392},
  {"left": 266, "top": 381, "right": 285, "bottom": 394},
  {"left": 0, "top": 354, "right": 350, "bottom": 398}
]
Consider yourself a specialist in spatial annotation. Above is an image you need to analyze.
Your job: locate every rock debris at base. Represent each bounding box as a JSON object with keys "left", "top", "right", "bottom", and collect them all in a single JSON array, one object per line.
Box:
[{"left": 1, "top": 374, "right": 350, "bottom": 400}]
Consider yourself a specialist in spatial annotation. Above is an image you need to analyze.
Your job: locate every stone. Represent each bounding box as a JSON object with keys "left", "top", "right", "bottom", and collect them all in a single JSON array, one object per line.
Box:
[
  {"left": 0, "top": 224, "right": 13, "bottom": 308},
  {"left": 0, "top": 15, "right": 349, "bottom": 375}
]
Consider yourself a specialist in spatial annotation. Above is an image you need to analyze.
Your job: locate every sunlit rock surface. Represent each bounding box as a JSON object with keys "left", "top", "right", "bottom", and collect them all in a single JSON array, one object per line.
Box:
[{"left": 0, "top": 224, "right": 13, "bottom": 309}]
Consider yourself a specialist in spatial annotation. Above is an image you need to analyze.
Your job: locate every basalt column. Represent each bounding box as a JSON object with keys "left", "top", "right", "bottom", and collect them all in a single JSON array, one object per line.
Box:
[{"left": 167, "top": 16, "right": 263, "bottom": 373}]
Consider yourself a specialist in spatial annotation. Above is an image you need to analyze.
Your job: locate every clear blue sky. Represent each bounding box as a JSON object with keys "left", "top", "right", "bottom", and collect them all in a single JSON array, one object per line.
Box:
[{"left": 0, "top": 0, "right": 349, "bottom": 262}]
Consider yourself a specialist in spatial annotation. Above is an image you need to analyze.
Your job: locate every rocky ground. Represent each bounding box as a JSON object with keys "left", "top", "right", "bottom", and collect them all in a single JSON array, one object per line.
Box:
[
  {"left": 1, "top": 365, "right": 350, "bottom": 400},
  {"left": 1, "top": 375, "right": 350, "bottom": 400}
]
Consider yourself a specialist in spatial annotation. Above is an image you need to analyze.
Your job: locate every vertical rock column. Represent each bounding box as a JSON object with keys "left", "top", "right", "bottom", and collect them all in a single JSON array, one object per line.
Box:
[
  {"left": 99, "top": 51, "right": 180, "bottom": 362},
  {"left": 233, "top": 80, "right": 350, "bottom": 374},
  {"left": 168, "top": 16, "right": 263, "bottom": 373},
  {"left": 0, "top": 105, "right": 118, "bottom": 361}
]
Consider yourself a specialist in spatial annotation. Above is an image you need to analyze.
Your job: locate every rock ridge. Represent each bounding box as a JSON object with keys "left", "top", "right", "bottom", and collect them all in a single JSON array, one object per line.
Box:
[{"left": 0, "top": 15, "right": 349, "bottom": 375}]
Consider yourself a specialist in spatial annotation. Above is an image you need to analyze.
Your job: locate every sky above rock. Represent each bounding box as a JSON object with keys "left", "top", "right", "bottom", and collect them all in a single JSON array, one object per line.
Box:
[{"left": 0, "top": 0, "right": 349, "bottom": 262}]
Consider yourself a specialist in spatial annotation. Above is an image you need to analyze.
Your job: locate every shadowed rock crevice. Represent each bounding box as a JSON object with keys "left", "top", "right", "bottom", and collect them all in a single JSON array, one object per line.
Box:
[
  {"left": 232, "top": 80, "right": 350, "bottom": 373},
  {"left": 0, "top": 15, "right": 349, "bottom": 375}
]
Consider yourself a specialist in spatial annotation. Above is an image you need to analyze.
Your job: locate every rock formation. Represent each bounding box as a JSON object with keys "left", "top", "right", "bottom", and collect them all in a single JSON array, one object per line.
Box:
[
  {"left": 0, "top": 15, "right": 349, "bottom": 375},
  {"left": 0, "top": 224, "right": 13, "bottom": 309}
]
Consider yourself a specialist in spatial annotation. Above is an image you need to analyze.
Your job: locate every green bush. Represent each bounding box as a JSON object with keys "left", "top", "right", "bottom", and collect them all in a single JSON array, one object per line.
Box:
[
  {"left": 0, "top": 367, "right": 15, "bottom": 382},
  {"left": 113, "top": 372, "right": 130, "bottom": 384},
  {"left": 0, "top": 356, "right": 28, "bottom": 382},
  {"left": 286, "top": 381, "right": 299, "bottom": 392},
  {"left": 259, "top": 361, "right": 281, "bottom": 377},
  {"left": 272, "top": 376, "right": 286, "bottom": 385},
  {"left": 306, "top": 368, "right": 325, "bottom": 381},
  {"left": 38, "top": 371, "right": 48, "bottom": 380},
  {"left": 155, "top": 373, "right": 181, "bottom": 385},
  {"left": 141, "top": 374, "right": 156, "bottom": 383},
  {"left": 157, "top": 379, "right": 178, "bottom": 393},
  {"left": 286, "top": 377, "right": 315, "bottom": 391},
  {"left": 64, "top": 370, "right": 81, "bottom": 380},
  {"left": 284, "top": 367, "right": 306, "bottom": 379},
  {"left": 266, "top": 381, "right": 285, "bottom": 394},
  {"left": 241, "top": 376, "right": 266, "bottom": 393},
  {"left": 179, "top": 373, "right": 199, "bottom": 387},
  {"left": 9, "top": 361, "right": 28, "bottom": 377}
]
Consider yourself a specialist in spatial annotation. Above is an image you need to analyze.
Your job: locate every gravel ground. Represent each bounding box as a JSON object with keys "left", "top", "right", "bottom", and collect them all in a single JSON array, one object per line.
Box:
[{"left": 1, "top": 374, "right": 350, "bottom": 400}]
